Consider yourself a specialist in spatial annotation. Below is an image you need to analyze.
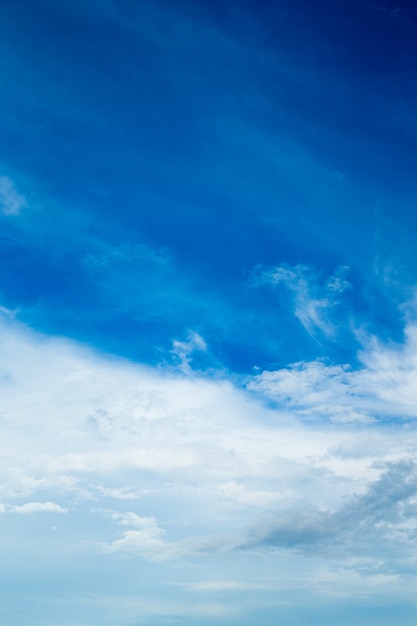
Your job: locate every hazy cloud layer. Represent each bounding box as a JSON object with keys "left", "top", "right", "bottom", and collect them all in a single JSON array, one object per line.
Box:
[
  {"left": 1, "top": 313, "right": 417, "bottom": 589},
  {"left": 0, "top": 176, "right": 27, "bottom": 216}
]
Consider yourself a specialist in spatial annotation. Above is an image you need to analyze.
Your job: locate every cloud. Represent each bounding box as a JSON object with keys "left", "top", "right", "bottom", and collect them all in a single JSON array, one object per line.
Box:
[
  {"left": 94, "top": 485, "right": 149, "bottom": 500},
  {"left": 171, "top": 330, "right": 208, "bottom": 373},
  {"left": 83, "top": 242, "right": 171, "bottom": 273},
  {"left": 100, "top": 462, "right": 417, "bottom": 565},
  {"left": 178, "top": 580, "right": 265, "bottom": 592},
  {"left": 102, "top": 511, "right": 172, "bottom": 560},
  {"left": 2, "top": 312, "right": 417, "bottom": 601},
  {"left": 253, "top": 263, "right": 351, "bottom": 338},
  {"left": 0, "top": 176, "right": 27, "bottom": 216},
  {"left": 7, "top": 501, "right": 68, "bottom": 514},
  {"left": 247, "top": 359, "right": 369, "bottom": 423},
  {"left": 100, "top": 509, "right": 230, "bottom": 561},
  {"left": 248, "top": 321, "right": 417, "bottom": 423},
  {"left": 242, "top": 461, "right": 417, "bottom": 559},
  {"left": 0, "top": 305, "right": 19, "bottom": 319}
]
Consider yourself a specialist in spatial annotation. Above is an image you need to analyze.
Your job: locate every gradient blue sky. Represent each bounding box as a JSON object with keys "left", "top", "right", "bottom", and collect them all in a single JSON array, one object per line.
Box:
[{"left": 1, "top": 1, "right": 417, "bottom": 624}]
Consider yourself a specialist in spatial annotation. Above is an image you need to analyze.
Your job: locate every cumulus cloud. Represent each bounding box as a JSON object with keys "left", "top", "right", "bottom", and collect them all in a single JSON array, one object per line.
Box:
[
  {"left": 102, "top": 511, "right": 172, "bottom": 560},
  {"left": 0, "top": 176, "right": 27, "bottom": 216}
]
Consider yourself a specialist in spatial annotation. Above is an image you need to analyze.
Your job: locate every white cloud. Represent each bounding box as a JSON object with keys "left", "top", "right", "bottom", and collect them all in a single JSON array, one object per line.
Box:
[
  {"left": 248, "top": 323, "right": 417, "bottom": 423},
  {"left": 101, "top": 511, "right": 174, "bottom": 560},
  {"left": 253, "top": 263, "right": 350, "bottom": 337},
  {"left": 247, "top": 359, "right": 370, "bottom": 423},
  {"left": 0, "top": 176, "right": 27, "bottom": 216},
  {"left": 100, "top": 510, "right": 234, "bottom": 561},
  {"left": 8, "top": 501, "right": 68, "bottom": 514},
  {"left": 94, "top": 485, "right": 148, "bottom": 500},
  {"left": 171, "top": 330, "right": 207, "bottom": 372},
  {"left": 2, "top": 313, "right": 417, "bottom": 600}
]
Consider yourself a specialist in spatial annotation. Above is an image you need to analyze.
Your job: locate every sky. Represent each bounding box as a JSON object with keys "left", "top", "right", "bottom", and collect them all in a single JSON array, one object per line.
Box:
[{"left": 1, "top": 0, "right": 417, "bottom": 624}]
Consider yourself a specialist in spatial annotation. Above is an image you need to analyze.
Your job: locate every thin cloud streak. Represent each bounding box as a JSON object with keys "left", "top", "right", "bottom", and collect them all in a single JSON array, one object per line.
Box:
[
  {"left": 0, "top": 176, "right": 27, "bottom": 216},
  {"left": 252, "top": 263, "right": 351, "bottom": 339}
]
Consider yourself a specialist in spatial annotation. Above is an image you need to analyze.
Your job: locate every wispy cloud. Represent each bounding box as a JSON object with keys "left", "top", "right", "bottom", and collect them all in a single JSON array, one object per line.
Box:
[
  {"left": 0, "top": 176, "right": 27, "bottom": 216},
  {"left": 4, "top": 501, "right": 68, "bottom": 514},
  {"left": 171, "top": 330, "right": 207, "bottom": 373},
  {"left": 248, "top": 320, "right": 417, "bottom": 423},
  {"left": 2, "top": 0, "right": 417, "bottom": 621},
  {"left": 247, "top": 359, "right": 368, "bottom": 423},
  {"left": 177, "top": 580, "right": 265, "bottom": 592},
  {"left": 253, "top": 263, "right": 351, "bottom": 338}
]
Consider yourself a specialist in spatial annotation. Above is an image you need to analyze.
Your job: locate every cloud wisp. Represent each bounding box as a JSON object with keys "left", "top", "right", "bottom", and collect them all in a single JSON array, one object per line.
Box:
[
  {"left": 252, "top": 263, "right": 351, "bottom": 339},
  {"left": 3, "top": 501, "right": 68, "bottom": 514},
  {"left": 248, "top": 318, "right": 417, "bottom": 424},
  {"left": 0, "top": 176, "right": 27, "bottom": 216}
]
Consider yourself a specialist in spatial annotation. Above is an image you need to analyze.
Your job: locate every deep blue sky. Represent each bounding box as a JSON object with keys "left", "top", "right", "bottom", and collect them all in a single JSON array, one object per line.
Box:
[
  {"left": 2, "top": 0, "right": 417, "bottom": 370},
  {"left": 2, "top": 1, "right": 417, "bottom": 625}
]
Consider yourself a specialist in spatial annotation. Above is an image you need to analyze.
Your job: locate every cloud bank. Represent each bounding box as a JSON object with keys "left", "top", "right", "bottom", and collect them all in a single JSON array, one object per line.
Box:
[{"left": 1, "top": 310, "right": 417, "bottom": 596}]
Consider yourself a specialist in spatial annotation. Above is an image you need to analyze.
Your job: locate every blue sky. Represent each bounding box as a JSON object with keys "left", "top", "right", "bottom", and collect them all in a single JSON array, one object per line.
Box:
[{"left": 1, "top": 0, "right": 417, "bottom": 624}]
